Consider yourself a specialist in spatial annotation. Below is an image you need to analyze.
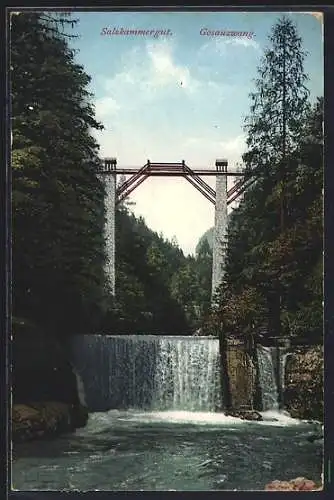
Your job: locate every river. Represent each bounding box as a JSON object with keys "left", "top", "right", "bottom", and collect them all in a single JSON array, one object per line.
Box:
[{"left": 12, "top": 409, "right": 322, "bottom": 491}]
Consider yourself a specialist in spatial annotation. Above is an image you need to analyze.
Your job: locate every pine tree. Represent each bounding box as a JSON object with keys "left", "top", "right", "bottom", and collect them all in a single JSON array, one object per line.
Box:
[
  {"left": 209, "top": 17, "right": 322, "bottom": 342},
  {"left": 195, "top": 239, "right": 212, "bottom": 320},
  {"left": 243, "top": 15, "right": 309, "bottom": 173},
  {"left": 11, "top": 12, "right": 109, "bottom": 336},
  {"left": 241, "top": 17, "right": 310, "bottom": 309},
  {"left": 266, "top": 97, "right": 323, "bottom": 340},
  {"left": 111, "top": 207, "right": 192, "bottom": 334}
]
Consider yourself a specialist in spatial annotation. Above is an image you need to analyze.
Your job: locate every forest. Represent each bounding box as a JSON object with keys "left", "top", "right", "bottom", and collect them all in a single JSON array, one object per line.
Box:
[
  {"left": 205, "top": 18, "right": 323, "bottom": 344},
  {"left": 11, "top": 13, "right": 323, "bottom": 345}
]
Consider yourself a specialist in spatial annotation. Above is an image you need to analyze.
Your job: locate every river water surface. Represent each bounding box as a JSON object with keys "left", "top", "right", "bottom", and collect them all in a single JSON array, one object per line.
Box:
[{"left": 12, "top": 409, "right": 323, "bottom": 491}]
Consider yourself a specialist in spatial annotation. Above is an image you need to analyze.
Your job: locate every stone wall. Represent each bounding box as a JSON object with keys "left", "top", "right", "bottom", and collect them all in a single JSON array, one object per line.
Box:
[
  {"left": 283, "top": 345, "right": 323, "bottom": 421},
  {"left": 225, "top": 342, "right": 256, "bottom": 409},
  {"left": 222, "top": 340, "right": 323, "bottom": 420}
]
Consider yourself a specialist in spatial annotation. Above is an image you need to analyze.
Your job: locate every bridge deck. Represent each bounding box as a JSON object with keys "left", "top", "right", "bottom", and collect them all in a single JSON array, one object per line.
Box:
[
  {"left": 100, "top": 160, "right": 246, "bottom": 176},
  {"left": 112, "top": 169, "right": 245, "bottom": 176}
]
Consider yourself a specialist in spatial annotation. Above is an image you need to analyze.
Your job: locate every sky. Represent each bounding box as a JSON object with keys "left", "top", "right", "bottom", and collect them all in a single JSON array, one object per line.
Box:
[{"left": 68, "top": 11, "right": 323, "bottom": 256}]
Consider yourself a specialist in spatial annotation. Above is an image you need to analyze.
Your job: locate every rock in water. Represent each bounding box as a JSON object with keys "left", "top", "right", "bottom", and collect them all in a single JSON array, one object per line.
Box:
[
  {"left": 225, "top": 409, "right": 263, "bottom": 421},
  {"left": 307, "top": 433, "right": 323, "bottom": 443},
  {"left": 265, "top": 477, "right": 322, "bottom": 491}
]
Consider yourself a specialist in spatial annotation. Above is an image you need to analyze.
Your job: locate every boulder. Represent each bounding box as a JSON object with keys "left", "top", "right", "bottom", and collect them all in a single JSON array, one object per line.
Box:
[
  {"left": 225, "top": 409, "right": 263, "bottom": 421},
  {"left": 265, "top": 477, "right": 322, "bottom": 491},
  {"left": 12, "top": 401, "right": 88, "bottom": 443},
  {"left": 307, "top": 433, "right": 323, "bottom": 443}
]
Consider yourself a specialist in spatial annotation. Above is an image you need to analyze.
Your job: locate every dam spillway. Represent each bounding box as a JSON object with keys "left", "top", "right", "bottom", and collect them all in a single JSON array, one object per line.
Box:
[{"left": 70, "top": 335, "right": 223, "bottom": 412}]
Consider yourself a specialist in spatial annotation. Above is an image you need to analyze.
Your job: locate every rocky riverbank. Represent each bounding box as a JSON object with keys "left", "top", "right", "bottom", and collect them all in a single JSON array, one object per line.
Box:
[{"left": 12, "top": 402, "right": 88, "bottom": 443}]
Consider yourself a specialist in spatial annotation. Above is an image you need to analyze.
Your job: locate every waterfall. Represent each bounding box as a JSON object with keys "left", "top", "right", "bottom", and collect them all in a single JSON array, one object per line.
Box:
[
  {"left": 72, "top": 366, "right": 87, "bottom": 407},
  {"left": 256, "top": 345, "right": 290, "bottom": 411},
  {"left": 70, "top": 335, "right": 222, "bottom": 412},
  {"left": 152, "top": 337, "right": 222, "bottom": 411},
  {"left": 280, "top": 351, "right": 291, "bottom": 393},
  {"left": 256, "top": 346, "right": 279, "bottom": 411}
]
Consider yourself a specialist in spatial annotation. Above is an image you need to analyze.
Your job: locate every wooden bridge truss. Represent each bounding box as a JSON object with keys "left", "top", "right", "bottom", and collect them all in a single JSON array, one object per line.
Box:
[
  {"left": 98, "top": 157, "right": 257, "bottom": 298},
  {"left": 99, "top": 158, "right": 256, "bottom": 206}
]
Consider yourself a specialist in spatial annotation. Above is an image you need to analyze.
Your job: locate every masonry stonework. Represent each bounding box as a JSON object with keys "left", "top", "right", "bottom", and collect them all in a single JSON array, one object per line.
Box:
[
  {"left": 211, "top": 170, "right": 228, "bottom": 300},
  {"left": 100, "top": 162, "right": 116, "bottom": 296}
]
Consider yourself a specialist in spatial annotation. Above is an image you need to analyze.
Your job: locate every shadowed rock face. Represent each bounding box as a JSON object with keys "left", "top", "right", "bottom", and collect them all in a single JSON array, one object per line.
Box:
[
  {"left": 12, "top": 332, "right": 88, "bottom": 442},
  {"left": 12, "top": 333, "right": 80, "bottom": 405},
  {"left": 283, "top": 346, "right": 323, "bottom": 421}
]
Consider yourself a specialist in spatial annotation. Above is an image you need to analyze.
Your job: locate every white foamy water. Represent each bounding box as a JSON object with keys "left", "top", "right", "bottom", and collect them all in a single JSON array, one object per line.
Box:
[
  {"left": 124, "top": 410, "right": 242, "bottom": 425},
  {"left": 83, "top": 408, "right": 305, "bottom": 431},
  {"left": 259, "top": 410, "right": 304, "bottom": 427},
  {"left": 152, "top": 337, "right": 222, "bottom": 411},
  {"left": 256, "top": 346, "right": 279, "bottom": 411},
  {"left": 71, "top": 335, "right": 222, "bottom": 412}
]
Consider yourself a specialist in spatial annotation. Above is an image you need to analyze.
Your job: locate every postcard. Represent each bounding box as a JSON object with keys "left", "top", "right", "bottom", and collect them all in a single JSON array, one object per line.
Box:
[{"left": 9, "top": 8, "right": 324, "bottom": 492}]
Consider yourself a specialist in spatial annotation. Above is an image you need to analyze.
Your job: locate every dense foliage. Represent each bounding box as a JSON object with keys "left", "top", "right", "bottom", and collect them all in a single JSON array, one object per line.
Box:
[
  {"left": 11, "top": 12, "right": 213, "bottom": 338},
  {"left": 10, "top": 11, "right": 207, "bottom": 338},
  {"left": 11, "top": 12, "right": 109, "bottom": 337},
  {"left": 12, "top": 13, "right": 322, "bottom": 346},
  {"left": 206, "top": 17, "right": 323, "bottom": 344},
  {"left": 102, "top": 205, "right": 213, "bottom": 334}
]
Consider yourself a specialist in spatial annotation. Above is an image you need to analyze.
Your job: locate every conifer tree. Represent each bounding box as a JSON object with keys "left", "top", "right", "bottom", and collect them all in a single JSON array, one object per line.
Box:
[
  {"left": 209, "top": 16, "right": 323, "bottom": 342},
  {"left": 243, "top": 15, "right": 309, "bottom": 173},
  {"left": 11, "top": 12, "right": 108, "bottom": 336}
]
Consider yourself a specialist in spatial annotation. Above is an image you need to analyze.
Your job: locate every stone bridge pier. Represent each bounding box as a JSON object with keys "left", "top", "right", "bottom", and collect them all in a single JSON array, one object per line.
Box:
[
  {"left": 99, "top": 157, "right": 116, "bottom": 295},
  {"left": 211, "top": 160, "right": 228, "bottom": 302}
]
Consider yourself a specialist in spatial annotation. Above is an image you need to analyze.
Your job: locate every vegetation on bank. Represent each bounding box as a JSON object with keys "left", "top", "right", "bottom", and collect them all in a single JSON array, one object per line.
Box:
[{"left": 11, "top": 13, "right": 322, "bottom": 346}]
